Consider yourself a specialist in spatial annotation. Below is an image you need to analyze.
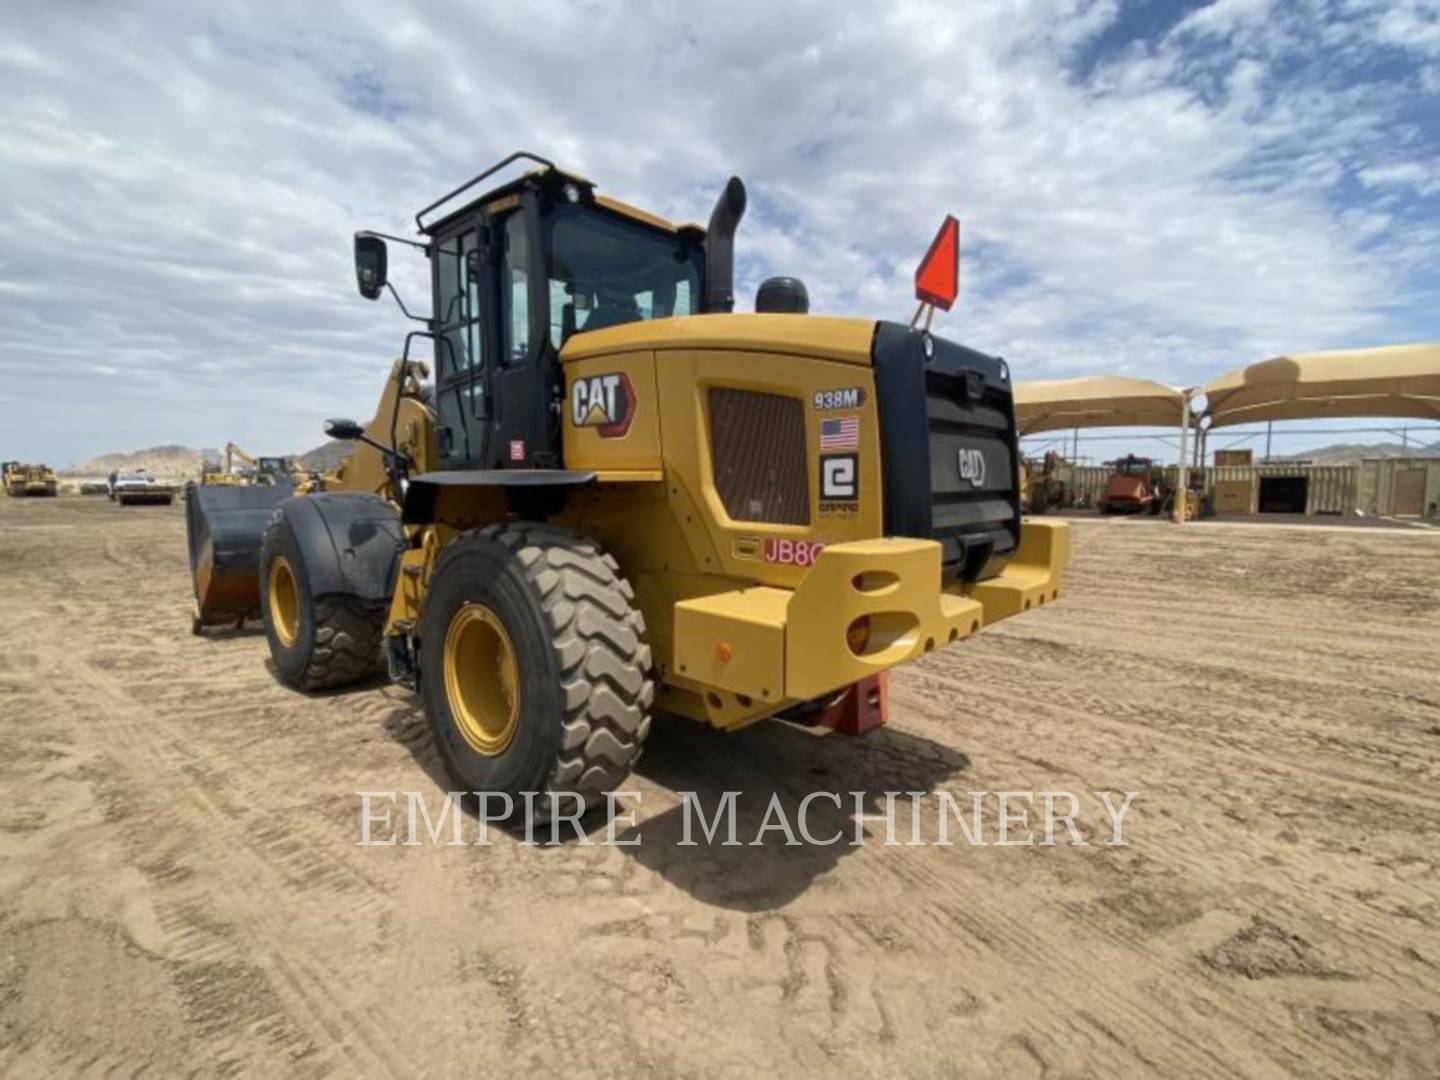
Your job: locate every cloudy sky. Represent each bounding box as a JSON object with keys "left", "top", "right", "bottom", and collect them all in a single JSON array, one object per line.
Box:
[{"left": 2, "top": 0, "right": 1438, "bottom": 465}]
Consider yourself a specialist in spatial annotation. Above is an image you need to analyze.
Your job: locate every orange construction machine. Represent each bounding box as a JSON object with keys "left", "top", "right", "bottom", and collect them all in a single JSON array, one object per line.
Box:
[{"left": 1098, "top": 454, "right": 1162, "bottom": 515}]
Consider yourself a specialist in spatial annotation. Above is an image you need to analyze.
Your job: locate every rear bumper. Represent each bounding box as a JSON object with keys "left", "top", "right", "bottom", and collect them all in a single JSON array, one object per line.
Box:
[{"left": 673, "top": 520, "right": 1068, "bottom": 719}]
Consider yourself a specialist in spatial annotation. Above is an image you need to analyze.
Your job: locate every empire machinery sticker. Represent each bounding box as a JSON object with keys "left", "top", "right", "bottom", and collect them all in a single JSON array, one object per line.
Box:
[
  {"left": 571, "top": 372, "right": 635, "bottom": 438},
  {"left": 819, "top": 451, "right": 859, "bottom": 517}
]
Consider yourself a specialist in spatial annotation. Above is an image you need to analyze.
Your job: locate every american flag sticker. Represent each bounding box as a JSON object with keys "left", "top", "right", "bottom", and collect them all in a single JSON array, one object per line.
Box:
[{"left": 820, "top": 415, "right": 860, "bottom": 451}]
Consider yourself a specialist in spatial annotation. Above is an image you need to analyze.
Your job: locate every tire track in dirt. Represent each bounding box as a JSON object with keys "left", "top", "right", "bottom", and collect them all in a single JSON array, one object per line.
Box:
[
  {"left": 28, "top": 623, "right": 409, "bottom": 1078},
  {"left": 6, "top": 497, "right": 1440, "bottom": 1076}
]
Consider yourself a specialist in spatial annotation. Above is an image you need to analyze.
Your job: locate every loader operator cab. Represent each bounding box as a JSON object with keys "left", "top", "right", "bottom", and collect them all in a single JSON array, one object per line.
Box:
[
  {"left": 255, "top": 456, "right": 291, "bottom": 484},
  {"left": 1115, "top": 455, "right": 1153, "bottom": 476},
  {"left": 356, "top": 153, "right": 726, "bottom": 473}
]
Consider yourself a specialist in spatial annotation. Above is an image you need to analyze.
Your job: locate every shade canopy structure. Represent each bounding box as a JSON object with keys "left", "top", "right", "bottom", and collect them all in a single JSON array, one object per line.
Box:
[
  {"left": 1014, "top": 375, "right": 1191, "bottom": 435},
  {"left": 1202, "top": 344, "right": 1440, "bottom": 429}
]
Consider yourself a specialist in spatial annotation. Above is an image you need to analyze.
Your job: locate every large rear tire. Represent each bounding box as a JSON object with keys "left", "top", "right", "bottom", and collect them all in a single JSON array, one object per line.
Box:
[
  {"left": 259, "top": 511, "right": 386, "bottom": 690},
  {"left": 419, "top": 523, "right": 653, "bottom": 816}
]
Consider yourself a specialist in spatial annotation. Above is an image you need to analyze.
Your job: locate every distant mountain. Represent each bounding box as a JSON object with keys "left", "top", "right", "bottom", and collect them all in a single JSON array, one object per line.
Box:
[
  {"left": 297, "top": 440, "right": 354, "bottom": 473},
  {"left": 1272, "top": 441, "right": 1440, "bottom": 464},
  {"left": 66, "top": 444, "right": 204, "bottom": 479},
  {"left": 68, "top": 439, "right": 354, "bottom": 479}
]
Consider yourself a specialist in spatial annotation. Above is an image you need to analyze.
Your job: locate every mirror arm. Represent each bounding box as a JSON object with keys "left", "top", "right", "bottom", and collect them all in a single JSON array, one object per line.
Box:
[
  {"left": 385, "top": 281, "right": 429, "bottom": 324},
  {"left": 355, "top": 230, "right": 431, "bottom": 322},
  {"left": 356, "top": 230, "right": 429, "bottom": 253},
  {"left": 352, "top": 431, "right": 415, "bottom": 488},
  {"left": 353, "top": 432, "right": 409, "bottom": 465}
]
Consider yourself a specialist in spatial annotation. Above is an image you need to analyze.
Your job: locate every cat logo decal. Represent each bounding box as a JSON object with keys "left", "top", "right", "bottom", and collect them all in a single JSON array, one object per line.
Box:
[{"left": 571, "top": 372, "right": 635, "bottom": 438}]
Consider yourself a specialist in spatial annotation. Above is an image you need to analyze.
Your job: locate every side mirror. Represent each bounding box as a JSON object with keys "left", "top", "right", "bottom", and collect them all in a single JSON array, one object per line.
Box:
[
  {"left": 354, "top": 234, "right": 388, "bottom": 300},
  {"left": 325, "top": 418, "right": 365, "bottom": 440}
]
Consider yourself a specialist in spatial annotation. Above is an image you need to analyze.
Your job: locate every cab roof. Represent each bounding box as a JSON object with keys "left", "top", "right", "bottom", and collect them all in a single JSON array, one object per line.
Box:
[{"left": 419, "top": 162, "right": 699, "bottom": 238}]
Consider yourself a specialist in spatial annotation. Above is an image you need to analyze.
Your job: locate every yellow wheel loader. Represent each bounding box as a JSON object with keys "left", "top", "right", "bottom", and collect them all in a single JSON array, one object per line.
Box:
[
  {"left": 199, "top": 443, "right": 299, "bottom": 486},
  {"left": 199, "top": 460, "right": 245, "bottom": 486},
  {"left": 188, "top": 152, "right": 1068, "bottom": 812}
]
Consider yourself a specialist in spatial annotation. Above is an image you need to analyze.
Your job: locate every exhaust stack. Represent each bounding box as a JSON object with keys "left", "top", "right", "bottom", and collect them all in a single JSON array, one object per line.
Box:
[{"left": 703, "top": 177, "right": 747, "bottom": 314}]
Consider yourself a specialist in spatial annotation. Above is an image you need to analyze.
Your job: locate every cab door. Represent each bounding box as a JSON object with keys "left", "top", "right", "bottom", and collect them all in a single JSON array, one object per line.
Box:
[
  {"left": 489, "top": 195, "right": 559, "bottom": 468},
  {"left": 431, "top": 223, "right": 490, "bottom": 466}
]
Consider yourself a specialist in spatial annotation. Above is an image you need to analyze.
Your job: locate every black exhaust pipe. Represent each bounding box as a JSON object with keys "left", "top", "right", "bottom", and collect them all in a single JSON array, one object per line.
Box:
[{"left": 703, "top": 176, "right": 747, "bottom": 314}]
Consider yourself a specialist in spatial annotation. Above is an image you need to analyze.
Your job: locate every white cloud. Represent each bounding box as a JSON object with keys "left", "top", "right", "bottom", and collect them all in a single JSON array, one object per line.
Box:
[
  {"left": 1371, "top": 0, "right": 1440, "bottom": 58},
  {"left": 1171, "top": 0, "right": 1275, "bottom": 41},
  {"left": 1357, "top": 160, "right": 1440, "bottom": 196},
  {"left": 0, "top": 0, "right": 1435, "bottom": 464}
]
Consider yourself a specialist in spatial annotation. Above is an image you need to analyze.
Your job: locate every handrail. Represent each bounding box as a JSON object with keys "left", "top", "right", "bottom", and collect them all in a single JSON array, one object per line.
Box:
[{"left": 414, "top": 150, "right": 556, "bottom": 232}]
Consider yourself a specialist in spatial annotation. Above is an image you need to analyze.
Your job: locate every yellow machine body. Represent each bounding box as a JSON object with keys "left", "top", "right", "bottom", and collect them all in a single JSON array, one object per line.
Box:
[
  {"left": 229, "top": 159, "right": 1069, "bottom": 749},
  {"left": 4, "top": 463, "right": 58, "bottom": 497},
  {"left": 382, "top": 317, "right": 1068, "bottom": 731}
]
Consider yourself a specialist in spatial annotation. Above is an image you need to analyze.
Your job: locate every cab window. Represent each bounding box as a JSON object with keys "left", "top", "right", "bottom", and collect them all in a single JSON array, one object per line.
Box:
[
  {"left": 547, "top": 205, "right": 701, "bottom": 347},
  {"left": 434, "top": 228, "right": 483, "bottom": 378},
  {"left": 500, "top": 213, "right": 530, "bottom": 365}
]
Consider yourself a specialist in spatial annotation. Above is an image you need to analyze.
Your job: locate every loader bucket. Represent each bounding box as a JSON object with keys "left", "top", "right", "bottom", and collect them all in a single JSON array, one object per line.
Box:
[{"left": 186, "top": 481, "right": 295, "bottom": 627}]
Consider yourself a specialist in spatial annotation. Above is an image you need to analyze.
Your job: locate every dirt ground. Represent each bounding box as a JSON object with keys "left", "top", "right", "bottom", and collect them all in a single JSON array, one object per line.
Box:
[{"left": 1, "top": 495, "right": 1438, "bottom": 1078}]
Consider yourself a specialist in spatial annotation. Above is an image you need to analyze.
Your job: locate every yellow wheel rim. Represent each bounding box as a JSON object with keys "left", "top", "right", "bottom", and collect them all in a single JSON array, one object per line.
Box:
[
  {"left": 444, "top": 603, "right": 521, "bottom": 757},
  {"left": 268, "top": 555, "right": 300, "bottom": 647}
]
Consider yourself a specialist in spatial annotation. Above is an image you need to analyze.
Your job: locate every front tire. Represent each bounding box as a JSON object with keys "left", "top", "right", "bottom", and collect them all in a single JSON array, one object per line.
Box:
[
  {"left": 419, "top": 524, "right": 653, "bottom": 816},
  {"left": 259, "top": 511, "right": 386, "bottom": 690}
]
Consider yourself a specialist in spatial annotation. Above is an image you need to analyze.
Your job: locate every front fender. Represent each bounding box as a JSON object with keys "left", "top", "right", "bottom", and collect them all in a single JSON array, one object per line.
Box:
[{"left": 278, "top": 493, "right": 406, "bottom": 602}]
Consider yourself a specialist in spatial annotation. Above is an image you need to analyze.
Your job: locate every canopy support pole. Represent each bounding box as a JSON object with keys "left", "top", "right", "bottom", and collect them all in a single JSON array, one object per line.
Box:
[{"left": 1175, "top": 391, "right": 1191, "bottom": 524}]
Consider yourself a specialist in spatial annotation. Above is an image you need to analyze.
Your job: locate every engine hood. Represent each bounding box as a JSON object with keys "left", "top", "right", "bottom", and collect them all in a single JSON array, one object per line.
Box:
[{"left": 559, "top": 313, "right": 877, "bottom": 366}]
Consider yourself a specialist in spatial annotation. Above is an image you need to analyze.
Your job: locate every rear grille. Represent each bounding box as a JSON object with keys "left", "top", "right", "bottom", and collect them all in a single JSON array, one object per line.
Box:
[
  {"left": 872, "top": 323, "right": 1020, "bottom": 583},
  {"left": 708, "top": 388, "right": 809, "bottom": 525}
]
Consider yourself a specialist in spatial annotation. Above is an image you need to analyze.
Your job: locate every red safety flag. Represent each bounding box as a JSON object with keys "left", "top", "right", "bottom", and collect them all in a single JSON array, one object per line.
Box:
[{"left": 914, "top": 215, "right": 959, "bottom": 311}]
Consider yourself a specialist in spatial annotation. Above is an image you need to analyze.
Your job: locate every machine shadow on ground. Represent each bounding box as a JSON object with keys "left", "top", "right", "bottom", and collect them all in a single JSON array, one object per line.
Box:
[
  {"left": 379, "top": 698, "right": 970, "bottom": 911},
  {"left": 195, "top": 623, "right": 266, "bottom": 643},
  {"left": 618, "top": 720, "right": 971, "bottom": 910},
  {"left": 266, "top": 659, "right": 392, "bottom": 696}
]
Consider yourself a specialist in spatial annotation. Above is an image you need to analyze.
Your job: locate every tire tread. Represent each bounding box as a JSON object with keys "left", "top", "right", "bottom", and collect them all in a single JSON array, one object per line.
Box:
[
  {"left": 302, "top": 595, "right": 387, "bottom": 690},
  {"left": 439, "top": 523, "right": 653, "bottom": 809}
]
